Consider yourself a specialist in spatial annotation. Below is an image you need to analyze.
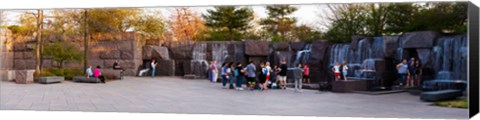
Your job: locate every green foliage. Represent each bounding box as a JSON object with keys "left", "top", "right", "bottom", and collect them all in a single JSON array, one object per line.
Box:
[
  {"left": 433, "top": 98, "right": 468, "bottom": 109},
  {"left": 202, "top": 7, "right": 254, "bottom": 41},
  {"left": 7, "top": 25, "right": 29, "bottom": 35},
  {"left": 292, "top": 24, "right": 322, "bottom": 42},
  {"left": 261, "top": 5, "right": 298, "bottom": 41},
  {"left": 322, "top": 2, "right": 468, "bottom": 42},
  {"left": 43, "top": 68, "right": 83, "bottom": 80},
  {"left": 43, "top": 42, "right": 83, "bottom": 68}
]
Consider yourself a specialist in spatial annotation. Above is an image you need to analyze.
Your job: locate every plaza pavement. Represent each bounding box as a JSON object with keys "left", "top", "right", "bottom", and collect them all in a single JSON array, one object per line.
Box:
[{"left": 0, "top": 76, "right": 468, "bottom": 119}]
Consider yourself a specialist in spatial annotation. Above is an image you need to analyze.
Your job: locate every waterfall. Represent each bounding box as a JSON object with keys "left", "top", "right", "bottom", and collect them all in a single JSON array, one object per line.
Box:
[
  {"left": 432, "top": 35, "right": 467, "bottom": 80},
  {"left": 191, "top": 42, "right": 209, "bottom": 77},
  {"left": 328, "top": 37, "right": 385, "bottom": 79},
  {"left": 292, "top": 44, "right": 312, "bottom": 67},
  {"left": 211, "top": 42, "right": 229, "bottom": 69}
]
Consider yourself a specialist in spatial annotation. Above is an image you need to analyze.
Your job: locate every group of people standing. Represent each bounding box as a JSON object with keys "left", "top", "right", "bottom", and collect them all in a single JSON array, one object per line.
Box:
[
  {"left": 396, "top": 57, "right": 422, "bottom": 87},
  {"left": 209, "top": 60, "right": 310, "bottom": 92},
  {"left": 331, "top": 61, "right": 349, "bottom": 81}
]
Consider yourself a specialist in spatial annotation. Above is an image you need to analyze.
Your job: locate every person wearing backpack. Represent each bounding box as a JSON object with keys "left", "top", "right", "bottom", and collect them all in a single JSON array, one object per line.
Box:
[{"left": 235, "top": 62, "right": 245, "bottom": 90}]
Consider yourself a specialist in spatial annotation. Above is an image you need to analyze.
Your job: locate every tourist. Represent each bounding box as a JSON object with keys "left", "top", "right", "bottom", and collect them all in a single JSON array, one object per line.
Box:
[
  {"left": 86, "top": 65, "right": 94, "bottom": 78},
  {"left": 332, "top": 62, "right": 341, "bottom": 81},
  {"left": 258, "top": 62, "right": 267, "bottom": 91},
  {"left": 151, "top": 59, "right": 158, "bottom": 78},
  {"left": 221, "top": 63, "right": 228, "bottom": 89},
  {"left": 293, "top": 64, "right": 304, "bottom": 92},
  {"left": 235, "top": 62, "right": 245, "bottom": 90},
  {"left": 113, "top": 60, "right": 125, "bottom": 79},
  {"left": 93, "top": 66, "right": 106, "bottom": 83},
  {"left": 245, "top": 61, "right": 256, "bottom": 90},
  {"left": 302, "top": 64, "right": 310, "bottom": 83},
  {"left": 228, "top": 62, "right": 235, "bottom": 89},
  {"left": 210, "top": 60, "right": 218, "bottom": 83},
  {"left": 270, "top": 65, "right": 279, "bottom": 89},
  {"left": 407, "top": 59, "right": 416, "bottom": 87},
  {"left": 278, "top": 60, "right": 288, "bottom": 90},
  {"left": 263, "top": 62, "right": 272, "bottom": 90},
  {"left": 396, "top": 59, "right": 408, "bottom": 86},
  {"left": 414, "top": 60, "right": 422, "bottom": 87},
  {"left": 342, "top": 61, "right": 349, "bottom": 81}
]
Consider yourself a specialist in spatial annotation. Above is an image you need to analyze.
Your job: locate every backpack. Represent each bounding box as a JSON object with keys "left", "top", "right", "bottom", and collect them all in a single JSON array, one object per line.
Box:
[{"left": 234, "top": 69, "right": 239, "bottom": 76}]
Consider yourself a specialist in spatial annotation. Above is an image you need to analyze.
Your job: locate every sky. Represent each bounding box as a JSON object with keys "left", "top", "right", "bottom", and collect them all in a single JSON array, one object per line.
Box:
[{"left": 2, "top": 4, "right": 332, "bottom": 31}]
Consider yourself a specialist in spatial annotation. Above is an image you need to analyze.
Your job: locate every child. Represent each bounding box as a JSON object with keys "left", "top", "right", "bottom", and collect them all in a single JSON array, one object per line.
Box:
[
  {"left": 235, "top": 63, "right": 245, "bottom": 90},
  {"left": 293, "top": 64, "right": 304, "bottom": 92},
  {"left": 303, "top": 64, "right": 310, "bottom": 83},
  {"left": 342, "top": 61, "right": 349, "bottom": 81},
  {"left": 332, "top": 62, "right": 341, "bottom": 81}
]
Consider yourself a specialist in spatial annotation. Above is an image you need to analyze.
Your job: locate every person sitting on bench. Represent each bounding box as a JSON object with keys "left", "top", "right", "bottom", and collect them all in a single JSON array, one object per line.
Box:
[
  {"left": 94, "top": 66, "right": 106, "bottom": 83},
  {"left": 86, "top": 65, "right": 94, "bottom": 78},
  {"left": 113, "top": 60, "right": 125, "bottom": 79}
]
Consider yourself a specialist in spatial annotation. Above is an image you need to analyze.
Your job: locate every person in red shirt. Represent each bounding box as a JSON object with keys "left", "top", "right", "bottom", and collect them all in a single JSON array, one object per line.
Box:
[{"left": 302, "top": 64, "right": 310, "bottom": 84}]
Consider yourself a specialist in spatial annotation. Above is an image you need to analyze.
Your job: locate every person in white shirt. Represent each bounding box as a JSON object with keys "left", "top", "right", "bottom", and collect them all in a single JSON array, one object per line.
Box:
[
  {"left": 264, "top": 62, "right": 272, "bottom": 89},
  {"left": 151, "top": 59, "right": 158, "bottom": 78},
  {"left": 342, "top": 61, "right": 349, "bottom": 80},
  {"left": 332, "top": 62, "right": 341, "bottom": 81}
]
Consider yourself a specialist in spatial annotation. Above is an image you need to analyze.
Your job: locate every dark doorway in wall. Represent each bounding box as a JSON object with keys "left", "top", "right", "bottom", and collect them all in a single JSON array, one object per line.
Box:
[{"left": 404, "top": 48, "right": 419, "bottom": 60}]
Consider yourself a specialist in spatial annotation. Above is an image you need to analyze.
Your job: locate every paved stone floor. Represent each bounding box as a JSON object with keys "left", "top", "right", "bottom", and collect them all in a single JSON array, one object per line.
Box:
[{"left": 0, "top": 77, "right": 468, "bottom": 119}]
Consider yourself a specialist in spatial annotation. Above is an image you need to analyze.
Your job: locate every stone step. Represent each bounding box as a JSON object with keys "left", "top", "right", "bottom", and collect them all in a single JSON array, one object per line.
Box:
[
  {"left": 420, "top": 89, "right": 462, "bottom": 102},
  {"left": 183, "top": 74, "right": 198, "bottom": 79}
]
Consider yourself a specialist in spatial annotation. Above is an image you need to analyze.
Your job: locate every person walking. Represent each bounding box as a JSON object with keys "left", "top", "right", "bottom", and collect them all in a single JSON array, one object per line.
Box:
[
  {"left": 245, "top": 61, "right": 256, "bottom": 90},
  {"left": 235, "top": 62, "right": 245, "bottom": 90},
  {"left": 151, "top": 59, "right": 157, "bottom": 78},
  {"left": 302, "top": 64, "right": 310, "bottom": 83},
  {"left": 293, "top": 64, "right": 304, "bottom": 92},
  {"left": 278, "top": 60, "right": 288, "bottom": 90},
  {"left": 210, "top": 60, "right": 218, "bottom": 83},
  {"left": 396, "top": 59, "right": 409, "bottom": 86},
  {"left": 221, "top": 63, "right": 228, "bottom": 89}
]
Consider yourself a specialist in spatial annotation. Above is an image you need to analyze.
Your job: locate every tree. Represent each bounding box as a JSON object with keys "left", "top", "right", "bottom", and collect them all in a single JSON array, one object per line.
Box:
[
  {"left": 168, "top": 7, "right": 206, "bottom": 41},
  {"left": 321, "top": 4, "right": 369, "bottom": 42},
  {"left": 0, "top": 10, "right": 5, "bottom": 28},
  {"left": 202, "top": 7, "right": 254, "bottom": 41},
  {"left": 292, "top": 24, "right": 322, "bottom": 42},
  {"left": 43, "top": 42, "right": 83, "bottom": 68},
  {"left": 134, "top": 9, "right": 166, "bottom": 39},
  {"left": 86, "top": 8, "right": 141, "bottom": 33},
  {"left": 261, "top": 5, "right": 298, "bottom": 42}
]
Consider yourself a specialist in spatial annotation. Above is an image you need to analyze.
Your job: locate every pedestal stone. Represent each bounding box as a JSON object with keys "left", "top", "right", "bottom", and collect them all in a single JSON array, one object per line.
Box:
[{"left": 15, "top": 70, "right": 35, "bottom": 84}]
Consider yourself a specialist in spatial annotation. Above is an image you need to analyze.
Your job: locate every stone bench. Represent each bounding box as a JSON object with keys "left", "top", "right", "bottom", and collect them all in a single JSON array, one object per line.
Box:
[
  {"left": 332, "top": 79, "right": 375, "bottom": 92},
  {"left": 420, "top": 89, "right": 462, "bottom": 102},
  {"left": 39, "top": 76, "right": 65, "bottom": 84},
  {"left": 72, "top": 76, "right": 101, "bottom": 83}
]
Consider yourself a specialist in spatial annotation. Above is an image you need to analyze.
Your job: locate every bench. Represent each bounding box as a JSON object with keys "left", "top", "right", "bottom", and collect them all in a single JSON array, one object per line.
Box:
[
  {"left": 422, "top": 80, "right": 467, "bottom": 91},
  {"left": 39, "top": 76, "right": 64, "bottom": 84},
  {"left": 72, "top": 76, "right": 101, "bottom": 83},
  {"left": 420, "top": 89, "right": 462, "bottom": 102},
  {"left": 183, "top": 74, "right": 198, "bottom": 79}
]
